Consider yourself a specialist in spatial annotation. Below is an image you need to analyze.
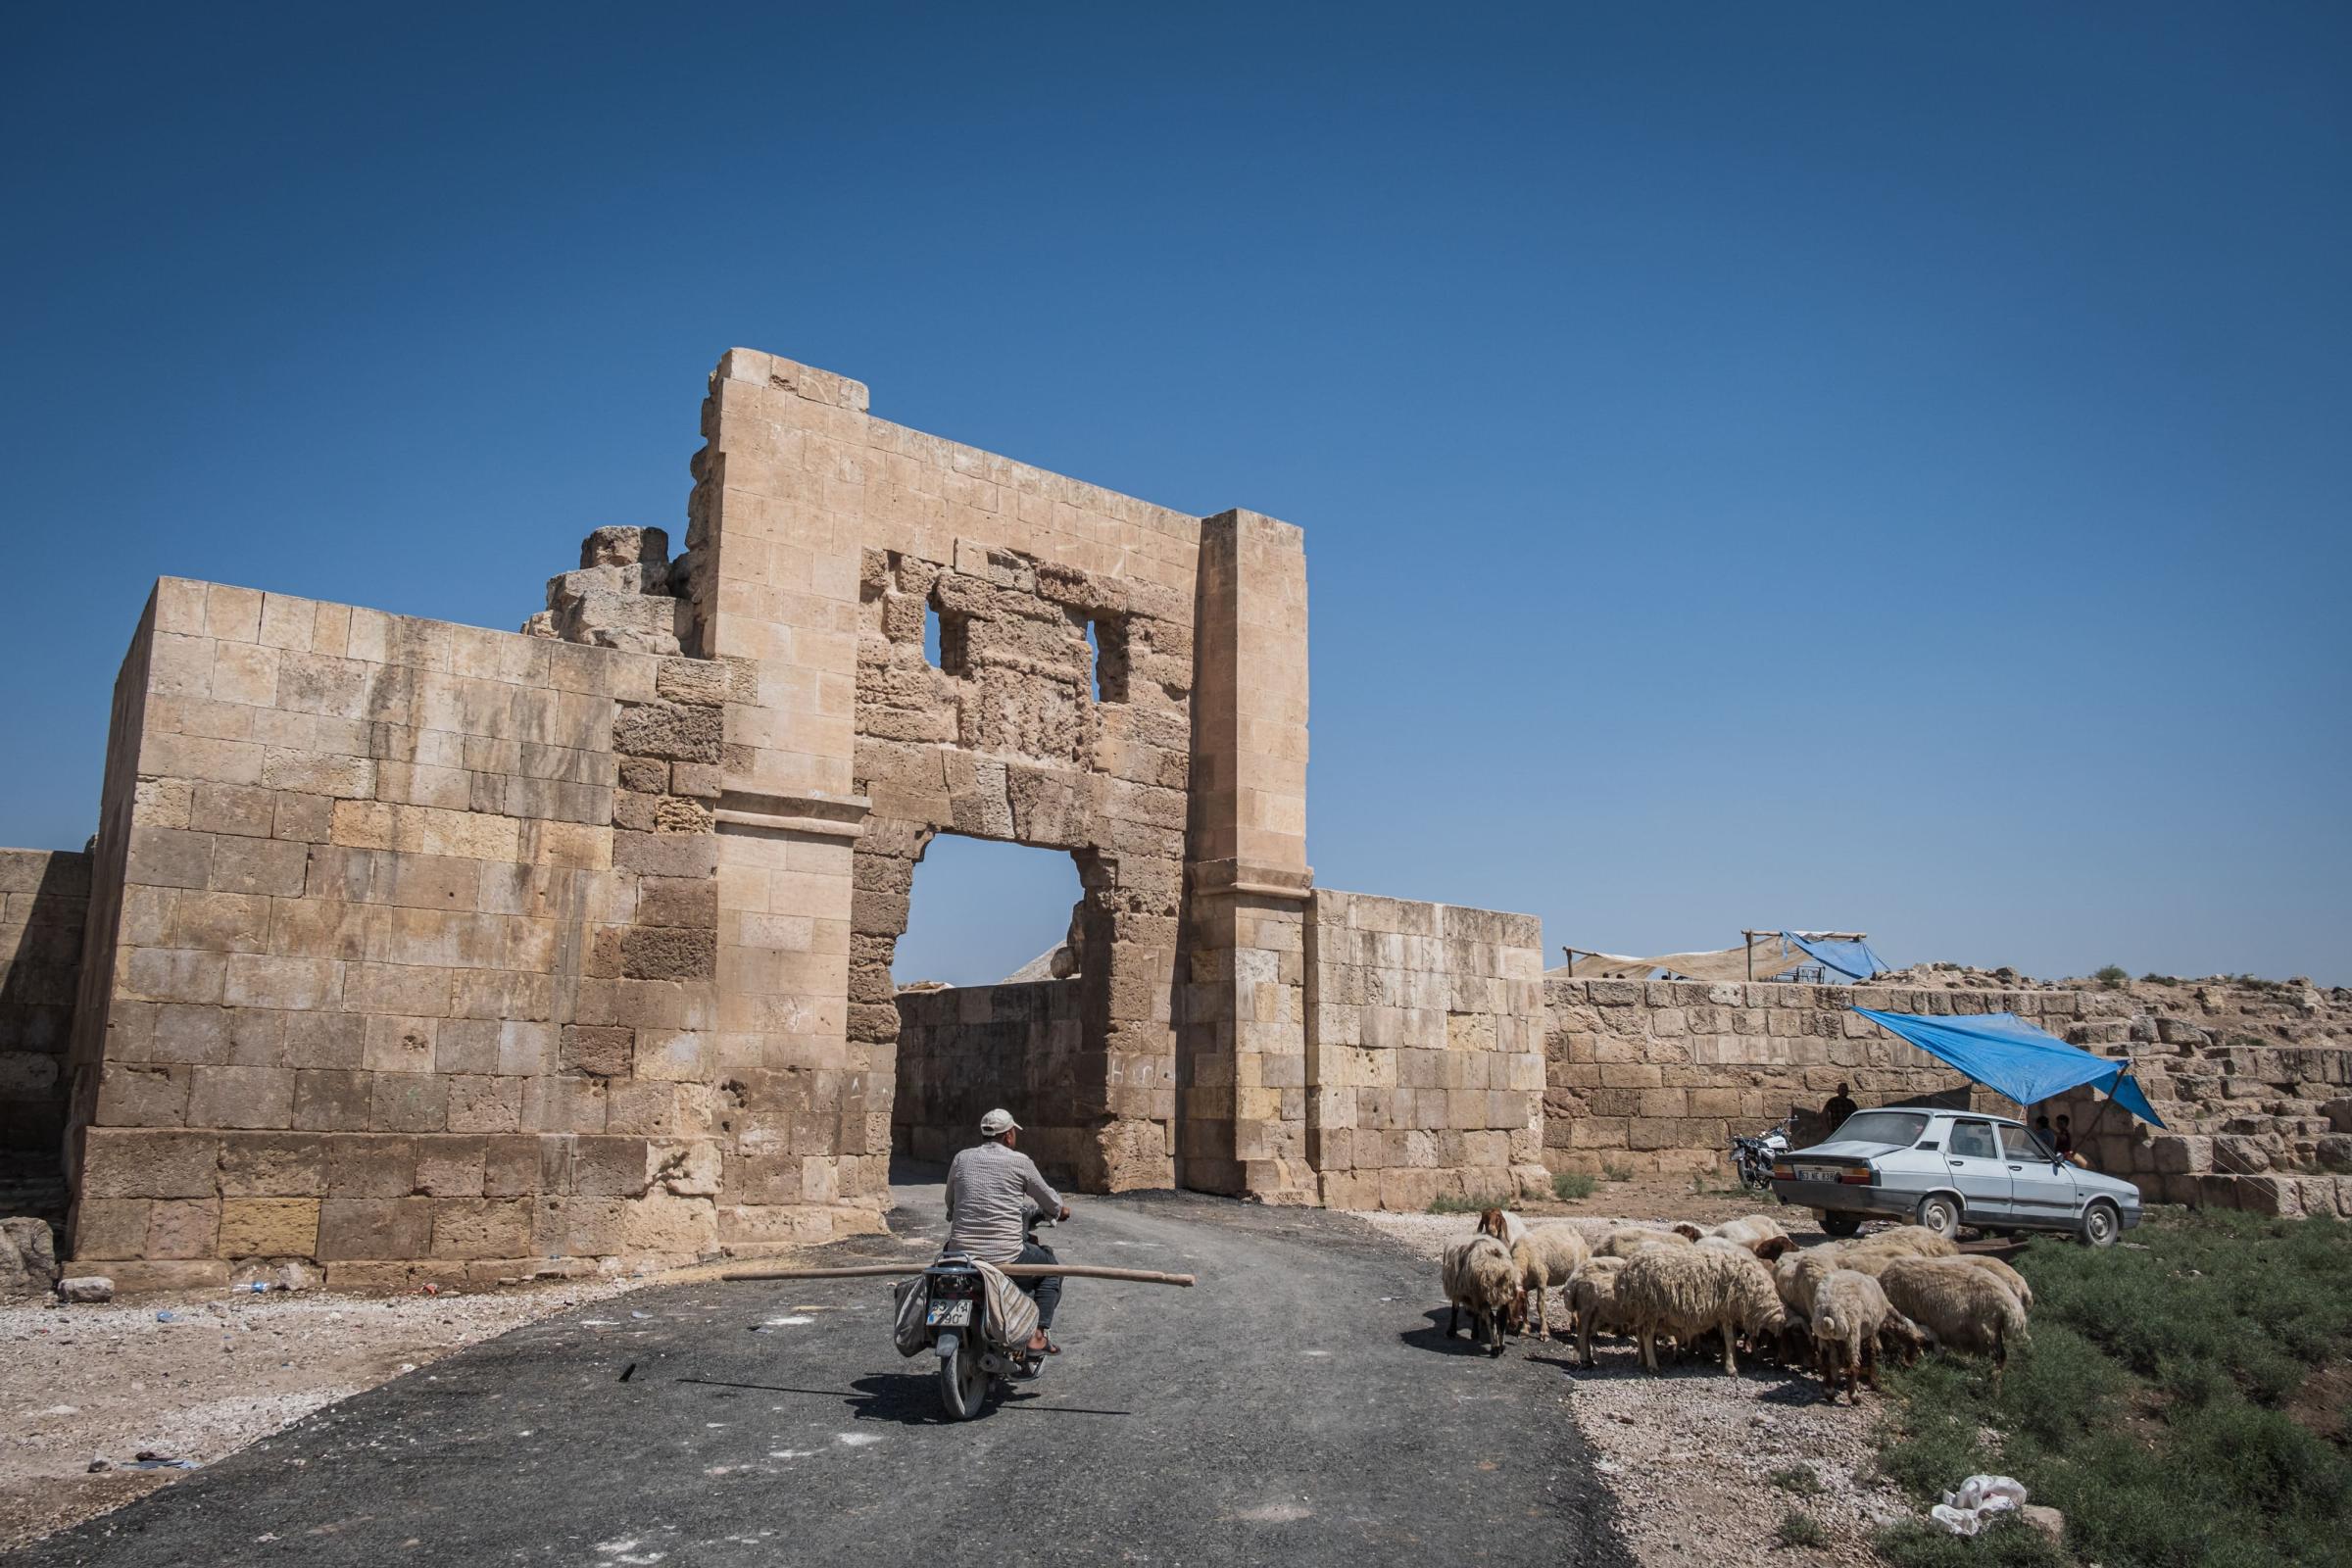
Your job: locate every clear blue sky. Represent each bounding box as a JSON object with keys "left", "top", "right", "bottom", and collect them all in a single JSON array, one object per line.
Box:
[{"left": 4, "top": 4, "right": 2346, "bottom": 986}]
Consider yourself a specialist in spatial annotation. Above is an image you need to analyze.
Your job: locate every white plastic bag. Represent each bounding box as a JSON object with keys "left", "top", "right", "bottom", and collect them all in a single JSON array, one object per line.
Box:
[{"left": 1930, "top": 1475, "right": 2028, "bottom": 1535}]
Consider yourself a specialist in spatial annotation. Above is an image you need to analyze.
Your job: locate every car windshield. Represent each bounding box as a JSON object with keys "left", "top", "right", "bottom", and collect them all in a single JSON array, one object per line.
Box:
[{"left": 1830, "top": 1110, "right": 1930, "bottom": 1148}]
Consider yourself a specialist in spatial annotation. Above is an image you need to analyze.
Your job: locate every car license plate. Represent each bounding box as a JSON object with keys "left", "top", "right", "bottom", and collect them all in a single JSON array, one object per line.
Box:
[{"left": 926, "top": 1299, "right": 972, "bottom": 1327}]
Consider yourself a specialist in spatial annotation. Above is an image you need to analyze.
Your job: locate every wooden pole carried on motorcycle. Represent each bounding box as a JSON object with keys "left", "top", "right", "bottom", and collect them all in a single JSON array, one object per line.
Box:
[{"left": 721, "top": 1263, "right": 1195, "bottom": 1287}]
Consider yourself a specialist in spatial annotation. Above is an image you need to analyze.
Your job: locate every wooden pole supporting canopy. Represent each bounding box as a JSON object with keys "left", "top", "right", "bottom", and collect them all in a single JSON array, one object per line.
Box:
[{"left": 722, "top": 1263, "right": 1197, "bottom": 1287}]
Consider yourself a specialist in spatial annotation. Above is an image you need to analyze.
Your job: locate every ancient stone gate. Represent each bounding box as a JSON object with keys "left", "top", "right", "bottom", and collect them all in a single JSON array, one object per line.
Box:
[{"left": 23, "top": 350, "right": 1545, "bottom": 1285}]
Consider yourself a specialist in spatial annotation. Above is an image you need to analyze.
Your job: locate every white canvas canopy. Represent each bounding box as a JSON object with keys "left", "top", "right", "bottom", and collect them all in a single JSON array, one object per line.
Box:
[{"left": 1551, "top": 931, "right": 1876, "bottom": 984}]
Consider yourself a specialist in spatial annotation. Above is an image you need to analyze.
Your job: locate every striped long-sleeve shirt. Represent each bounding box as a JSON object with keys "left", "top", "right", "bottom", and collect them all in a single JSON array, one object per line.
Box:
[{"left": 943, "top": 1140, "right": 1062, "bottom": 1263}]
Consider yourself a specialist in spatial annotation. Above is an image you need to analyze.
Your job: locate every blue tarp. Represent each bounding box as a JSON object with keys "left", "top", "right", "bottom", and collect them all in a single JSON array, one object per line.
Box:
[
  {"left": 1784, "top": 932, "right": 1888, "bottom": 981},
  {"left": 1853, "top": 1008, "right": 2167, "bottom": 1128}
]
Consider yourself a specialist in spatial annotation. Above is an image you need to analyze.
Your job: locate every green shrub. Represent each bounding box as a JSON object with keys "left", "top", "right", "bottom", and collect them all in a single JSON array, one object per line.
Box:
[
  {"left": 2093, "top": 963, "right": 2131, "bottom": 986},
  {"left": 1768, "top": 1464, "right": 1823, "bottom": 1495},
  {"left": 1552, "top": 1170, "right": 1596, "bottom": 1201},
  {"left": 1774, "top": 1509, "right": 1829, "bottom": 1549},
  {"left": 1875, "top": 1517, "right": 2069, "bottom": 1568},
  {"left": 1601, "top": 1161, "right": 1633, "bottom": 1182},
  {"left": 1874, "top": 1210, "right": 2352, "bottom": 1568}
]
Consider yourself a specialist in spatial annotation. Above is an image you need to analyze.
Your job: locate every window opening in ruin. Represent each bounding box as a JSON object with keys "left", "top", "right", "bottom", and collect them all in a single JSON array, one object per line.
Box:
[
  {"left": 1088, "top": 612, "right": 1129, "bottom": 705},
  {"left": 926, "top": 592, "right": 971, "bottom": 676},
  {"left": 890, "top": 835, "right": 1091, "bottom": 1174},
  {"left": 894, "top": 835, "right": 1085, "bottom": 989}
]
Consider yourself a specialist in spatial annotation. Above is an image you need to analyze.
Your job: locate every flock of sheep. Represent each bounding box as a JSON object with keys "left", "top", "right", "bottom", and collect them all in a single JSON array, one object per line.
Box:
[{"left": 1440, "top": 1208, "right": 2032, "bottom": 1402}]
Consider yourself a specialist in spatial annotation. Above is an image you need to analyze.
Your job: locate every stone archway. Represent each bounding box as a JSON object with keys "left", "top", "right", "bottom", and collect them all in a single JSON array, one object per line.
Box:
[{"left": 843, "top": 543, "right": 1185, "bottom": 1192}]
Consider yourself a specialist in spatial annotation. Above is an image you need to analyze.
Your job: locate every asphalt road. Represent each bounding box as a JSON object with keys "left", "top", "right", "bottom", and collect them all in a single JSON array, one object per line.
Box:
[{"left": 6, "top": 1184, "right": 1633, "bottom": 1567}]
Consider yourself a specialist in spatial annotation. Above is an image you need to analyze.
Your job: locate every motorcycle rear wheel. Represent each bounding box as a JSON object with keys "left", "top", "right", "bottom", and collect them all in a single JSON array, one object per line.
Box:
[{"left": 939, "top": 1339, "right": 989, "bottom": 1421}]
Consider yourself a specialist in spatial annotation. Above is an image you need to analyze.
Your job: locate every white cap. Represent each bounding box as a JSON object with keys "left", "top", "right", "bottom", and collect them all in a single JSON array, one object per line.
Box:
[{"left": 979, "top": 1108, "right": 1020, "bottom": 1137}]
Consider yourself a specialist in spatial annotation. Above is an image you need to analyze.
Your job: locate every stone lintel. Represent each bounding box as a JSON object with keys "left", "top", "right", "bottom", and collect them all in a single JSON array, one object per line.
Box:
[
  {"left": 1189, "top": 858, "right": 1313, "bottom": 902},
  {"left": 713, "top": 788, "right": 871, "bottom": 841}
]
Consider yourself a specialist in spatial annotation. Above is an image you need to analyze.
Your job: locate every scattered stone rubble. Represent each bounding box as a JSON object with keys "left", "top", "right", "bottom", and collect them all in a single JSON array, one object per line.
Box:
[{"left": 521, "top": 525, "right": 694, "bottom": 655}]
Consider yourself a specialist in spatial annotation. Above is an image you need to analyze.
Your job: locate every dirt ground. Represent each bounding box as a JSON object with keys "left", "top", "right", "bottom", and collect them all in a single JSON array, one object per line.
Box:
[
  {"left": 1356, "top": 1184, "right": 1923, "bottom": 1568},
  {"left": 0, "top": 1273, "right": 663, "bottom": 1551}
]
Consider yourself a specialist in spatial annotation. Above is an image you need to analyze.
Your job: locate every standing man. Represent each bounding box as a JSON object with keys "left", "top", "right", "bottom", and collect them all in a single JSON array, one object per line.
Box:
[
  {"left": 944, "top": 1108, "right": 1071, "bottom": 1355},
  {"left": 1821, "top": 1082, "right": 1859, "bottom": 1134}
]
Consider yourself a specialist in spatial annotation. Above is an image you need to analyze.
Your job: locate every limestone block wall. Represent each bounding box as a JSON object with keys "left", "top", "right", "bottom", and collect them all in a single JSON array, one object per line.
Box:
[
  {"left": 2032, "top": 978, "right": 2352, "bottom": 1217},
  {"left": 889, "top": 979, "right": 1084, "bottom": 1174},
  {"left": 1305, "top": 891, "right": 1546, "bottom": 1210},
  {"left": 686, "top": 351, "right": 1313, "bottom": 1202},
  {"left": 0, "top": 850, "right": 88, "bottom": 1154},
  {"left": 1543, "top": 979, "right": 2040, "bottom": 1174},
  {"left": 1177, "top": 512, "right": 1315, "bottom": 1202},
  {"left": 843, "top": 538, "right": 1191, "bottom": 1196},
  {"left": 58, "top": 575, "right": 865, "bottom": 1289}
]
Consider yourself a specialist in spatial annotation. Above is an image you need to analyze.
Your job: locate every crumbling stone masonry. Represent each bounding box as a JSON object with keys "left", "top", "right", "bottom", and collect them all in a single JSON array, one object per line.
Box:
[
  {"left": 18, "top": 351, "right": 2343, "bottom": 1280},
  {"left": 29, "top": 348, "right": 1546, "bottom": 1283},
  {"left": 2039, "top": 979, "right": 2352, "bottom": 1218},
  {"left": 0, "top": 850, "right": 89, "bottom": 1181},
  {"left": 1543, "top": 979, "right": 2034, "bottom": 1174}
]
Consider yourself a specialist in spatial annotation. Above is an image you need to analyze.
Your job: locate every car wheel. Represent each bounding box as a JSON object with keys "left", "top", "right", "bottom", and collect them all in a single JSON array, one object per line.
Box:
[
  {"left": 1915, "top": 1193, "right": 1961, "bottom": 1241},
  {"left": 1820, "top": 1210, "right": 1861, "bottom": 1239},
  {"left": 2080, "top": 1200, "right": 2120, "bottom": 1249}
]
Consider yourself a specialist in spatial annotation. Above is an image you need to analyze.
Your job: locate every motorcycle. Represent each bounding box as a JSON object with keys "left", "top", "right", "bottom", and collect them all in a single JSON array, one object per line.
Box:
[
  {"left": 1731, "top": 1120, "right": 1792, "bottom": 1192},
  {"left": 921, "top": 1206, "right": 1054, "bottom": 1420}
]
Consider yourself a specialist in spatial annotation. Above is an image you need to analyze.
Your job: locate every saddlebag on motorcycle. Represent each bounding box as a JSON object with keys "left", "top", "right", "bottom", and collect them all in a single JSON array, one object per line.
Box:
[
  {"left": 891, "top": 1257, "right": 1040, "bottom": 1357},
  {"left": 891, "top": 1274, "right": 930, "bottom": 1357},
  {"left": 975, "top": 1259, "right": 1040, "bottom": 1349}
]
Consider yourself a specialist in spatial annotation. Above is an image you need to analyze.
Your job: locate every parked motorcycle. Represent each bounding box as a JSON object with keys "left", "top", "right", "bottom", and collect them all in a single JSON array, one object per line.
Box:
[
  {"left": 1731, "top": 1120, "right": 1793, "bottom": 1192},
  {"left": 921, "top": 1206, "right": 1054, "bottom": 1420}
]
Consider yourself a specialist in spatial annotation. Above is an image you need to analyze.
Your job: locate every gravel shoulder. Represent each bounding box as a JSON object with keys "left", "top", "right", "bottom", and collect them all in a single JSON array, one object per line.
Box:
[
  {"left": 0, "top": 1274, "right": 655, "bottom": 1551},
  {"left": 1354, "top": 1202, "right": 1919, "bottom": 1568}
]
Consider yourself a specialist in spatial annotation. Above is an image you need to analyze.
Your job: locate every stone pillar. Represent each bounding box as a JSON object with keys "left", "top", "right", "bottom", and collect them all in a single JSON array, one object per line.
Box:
[
  {"left": 689, "top": 350, "right": 883, "bottom": 1243},
  {"left": 1179, "top": 510, "right": 1314, "bottom": 1201}
]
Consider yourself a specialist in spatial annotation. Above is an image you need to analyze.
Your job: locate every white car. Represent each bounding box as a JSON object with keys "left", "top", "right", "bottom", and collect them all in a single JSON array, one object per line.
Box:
[{"left": 1769, "top": 1106, "right": 2143, "bottom": 1246}]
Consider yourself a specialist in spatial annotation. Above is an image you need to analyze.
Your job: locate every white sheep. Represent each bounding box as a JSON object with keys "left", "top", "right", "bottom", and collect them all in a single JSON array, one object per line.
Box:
[
  {"left": 1476, "top": 1207, "right": 1529, "bottom": 1248},
  {"left": 1568, "top": 1255, "right": 1634, "bottom": 1367},
  {"left": 1820, "top": 1237, "right": 1936, "bottom": 1279},
  {"left": 1703, "top": 1214, "right": 1794, "bottom": 1259},
  {"left": 1598, "top": 1225, "right": 1694, "bottom": 1259},
  {"left": 1808, "top": 1268, "right": 1931, "bottom": 1403},
  {"left": 1442, "top": 1235, "right": 1522, "bottom": 1357},
  {"left": 1940, "top": 1253, "right": 2034, "bottom": 1310},
  {"left": 1617, "top": 1245, "right": 1788, "bottom": 1376},
  {"left": 1876, "top": 1256, "right": 2029, "bottom": 1382},
  {"left": 1508, "top": 1224, "right": 1594, "bottom": 1340},
  {"left": 1847, "top": 1224, "right": 1961, "bottom": 1259}
]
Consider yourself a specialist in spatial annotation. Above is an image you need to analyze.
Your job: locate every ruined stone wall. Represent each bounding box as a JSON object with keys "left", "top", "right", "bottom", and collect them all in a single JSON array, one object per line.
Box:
[
  {"left": 57, "top": 576, "right": 855, "bottom": 1289},
  {"left": 2034, "top": 978, "right": 2352, "bottom": 1217},
  {"left": 889, "top": 979, "right": 1084, "bottom": 1175},
  {"left": 1305, "top": 891, "right": 1545, "bottom": 1210},
  {"left": 0, "top": 850, "right": 89, "bottom": 1156},
  {"left": 1543, "top": 979, "right": 2040, "bottom": 1174},
  {"left": 1176, "top": 513, "right": 1315, "bottom": 1201},
  {"left": 685, "top": 351, "right": 1312, "bottom": 1202}
]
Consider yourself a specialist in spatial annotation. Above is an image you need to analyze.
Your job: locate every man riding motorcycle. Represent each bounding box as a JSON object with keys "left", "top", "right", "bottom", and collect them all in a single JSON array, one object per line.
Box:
[{"left": 943, "top": 1107, "right": 1070, "bottom": 1357}]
